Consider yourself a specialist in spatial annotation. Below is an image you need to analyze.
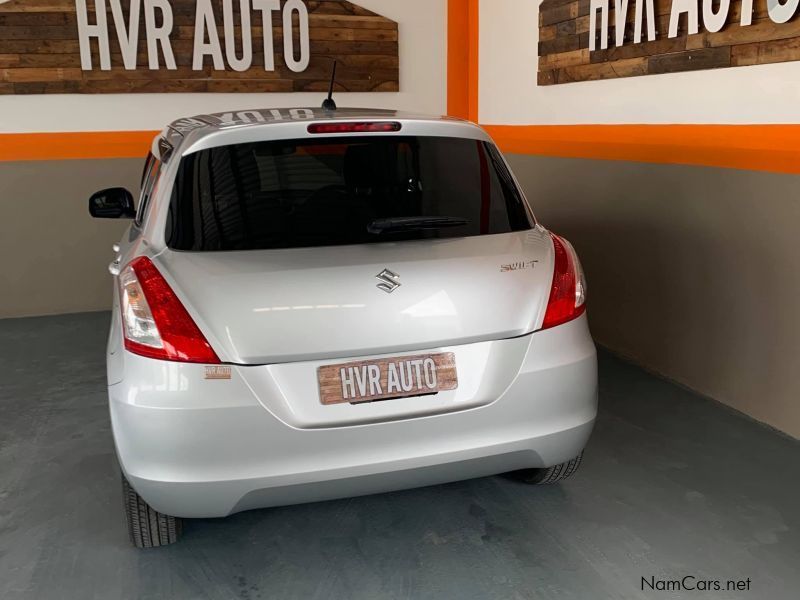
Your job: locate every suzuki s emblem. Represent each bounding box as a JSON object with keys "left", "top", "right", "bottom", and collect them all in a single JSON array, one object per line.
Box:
[{"left": 376, "top": 269, "right": 401, "bottom": 294}]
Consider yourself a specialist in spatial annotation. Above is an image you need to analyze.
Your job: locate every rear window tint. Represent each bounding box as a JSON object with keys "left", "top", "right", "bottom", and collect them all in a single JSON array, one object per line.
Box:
[{"left": 166, "top": 136, "right": 533, "bottom": 251}]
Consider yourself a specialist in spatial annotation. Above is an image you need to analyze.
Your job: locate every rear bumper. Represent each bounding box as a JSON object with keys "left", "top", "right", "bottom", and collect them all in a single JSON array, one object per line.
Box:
[{"left": 109, "top": 315, "right": 597, "bottom": 518}]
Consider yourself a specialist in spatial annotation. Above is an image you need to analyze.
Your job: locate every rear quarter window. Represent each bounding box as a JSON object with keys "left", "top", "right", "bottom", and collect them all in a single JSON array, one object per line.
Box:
[{"left": 136, "top": 153, "right": 162, "bottom": 227}]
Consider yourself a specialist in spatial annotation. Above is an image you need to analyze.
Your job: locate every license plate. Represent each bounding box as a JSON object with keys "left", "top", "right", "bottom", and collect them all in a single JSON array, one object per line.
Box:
[{"left": 318, "top": 352, "right": 458, "bottom": 405}]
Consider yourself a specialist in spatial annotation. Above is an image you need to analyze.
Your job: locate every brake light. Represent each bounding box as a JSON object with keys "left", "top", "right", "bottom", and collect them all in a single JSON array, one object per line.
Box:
[
  {"left": 119, "top": 257, "right": 220, "bottom": 364},
  {"left": 541, "top": 233, "right": 587, "bottom": 330},
  {"left": 307, "top": 121, "right": 402, "bottom": 134}
]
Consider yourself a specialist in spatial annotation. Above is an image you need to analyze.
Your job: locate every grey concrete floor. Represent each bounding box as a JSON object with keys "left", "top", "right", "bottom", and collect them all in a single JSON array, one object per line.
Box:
[{"left": 0, "top": 312, "right": 798, "bottom": 600}]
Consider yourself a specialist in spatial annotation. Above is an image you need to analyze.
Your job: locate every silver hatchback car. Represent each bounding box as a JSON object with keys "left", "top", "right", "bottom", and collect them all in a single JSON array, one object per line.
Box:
[{"left": 89, "top": 107, "right": 597, "bottom": 547}]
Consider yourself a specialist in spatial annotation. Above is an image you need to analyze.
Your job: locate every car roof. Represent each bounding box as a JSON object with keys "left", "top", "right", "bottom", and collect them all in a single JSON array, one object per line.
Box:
[{"left": 155, "top": 107, "right": 485, "bottom": 161}]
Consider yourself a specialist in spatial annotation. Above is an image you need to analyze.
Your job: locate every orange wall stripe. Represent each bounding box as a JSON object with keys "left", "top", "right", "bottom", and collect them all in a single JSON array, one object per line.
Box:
[
  {"left": 447, "top": 0, "right": 478, "bottom": 121},
  {"left": 484, "top": 124, "right": 800, "bottom": 175},
  {"left": 3, "top": 126, "right": 800, "bottom": 174},
  {"left": 466, "top": 0, "right": 479, "bottom": 122},
  {"left": 447, "top": 0, "right": 469, "bottom": 120},
  {"left": 0, "top": 131, "right": 158, "bottom": 162}
]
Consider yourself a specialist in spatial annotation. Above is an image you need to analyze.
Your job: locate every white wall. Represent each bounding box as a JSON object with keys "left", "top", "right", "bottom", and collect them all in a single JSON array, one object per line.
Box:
[
  {"left": 0, "top": 0, "right": 447, "bottom": 133},
  {"left": 479, "top": 0, "right": 800, "bottom": 125}
]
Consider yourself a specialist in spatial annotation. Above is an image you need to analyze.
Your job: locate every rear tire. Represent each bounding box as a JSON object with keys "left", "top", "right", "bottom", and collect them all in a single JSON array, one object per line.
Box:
[
  {"left": 509, "top": 451, "right": 584, "bottom": 485},
  {"left": 122, "top": 474, "right": 182, "bottom": 548}
]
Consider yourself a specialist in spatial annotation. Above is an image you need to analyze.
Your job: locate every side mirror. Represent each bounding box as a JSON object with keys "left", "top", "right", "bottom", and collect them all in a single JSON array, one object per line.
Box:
[{"left": 89, "top": 188, "right": 136, "bottom": 219}]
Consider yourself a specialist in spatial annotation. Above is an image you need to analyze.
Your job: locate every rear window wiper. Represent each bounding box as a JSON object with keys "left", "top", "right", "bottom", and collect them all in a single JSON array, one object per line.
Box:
[{"left": 367, "top": 216, "right": 469, "bottom": 235}]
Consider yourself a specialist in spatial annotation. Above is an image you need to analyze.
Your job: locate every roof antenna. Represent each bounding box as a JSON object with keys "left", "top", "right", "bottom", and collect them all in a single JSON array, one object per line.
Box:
[{"left": 321, "top": 60, "right": 338, "bottom": 111}]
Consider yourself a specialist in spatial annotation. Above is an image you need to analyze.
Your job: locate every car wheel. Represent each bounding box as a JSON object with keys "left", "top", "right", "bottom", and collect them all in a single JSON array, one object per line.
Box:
[
  {"left": 122, "top": 473, "right": 182, "bottom": 548},
  {"left": 509, "top": 451, "right": 584, "bottom": 485}
]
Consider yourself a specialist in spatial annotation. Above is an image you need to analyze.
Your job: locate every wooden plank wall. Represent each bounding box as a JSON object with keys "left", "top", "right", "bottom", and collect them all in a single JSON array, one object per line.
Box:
[
  {"left": 538, "top": 0, "right": 800, "bottom": 84},
  {"left": 0, "top": 0, "right": 399, "bottom": 94}
]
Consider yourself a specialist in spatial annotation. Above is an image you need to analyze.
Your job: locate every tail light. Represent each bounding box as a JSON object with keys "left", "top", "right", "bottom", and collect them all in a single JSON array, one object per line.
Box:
[
  {"left": 119, "top": 257, "right": 220, "bottom": 364},
  {"left": 541, "top": 233, "right": 587, "bottom": 330}
]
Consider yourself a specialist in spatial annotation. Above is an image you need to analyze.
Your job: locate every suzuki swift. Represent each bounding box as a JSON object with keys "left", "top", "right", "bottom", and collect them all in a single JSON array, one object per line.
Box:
[{"left": 89, "top": 107, "right": 597, "bottom": 548}]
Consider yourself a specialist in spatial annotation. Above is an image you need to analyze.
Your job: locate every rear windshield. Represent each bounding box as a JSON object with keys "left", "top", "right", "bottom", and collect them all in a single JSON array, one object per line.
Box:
[{"left": 166, "top": 136, "right": 533, "bottom": 251}]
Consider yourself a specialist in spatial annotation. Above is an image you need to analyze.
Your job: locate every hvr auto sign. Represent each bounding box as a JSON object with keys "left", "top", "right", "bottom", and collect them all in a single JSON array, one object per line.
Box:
[
  {"left": 75, "top": 0, "right": 311, "bottom": 72},
  {"left": 589, "top": 0, "right": 800, "bottom": 51}
]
